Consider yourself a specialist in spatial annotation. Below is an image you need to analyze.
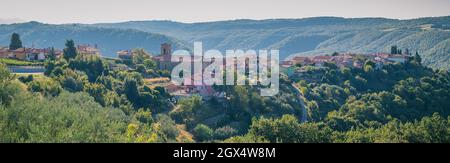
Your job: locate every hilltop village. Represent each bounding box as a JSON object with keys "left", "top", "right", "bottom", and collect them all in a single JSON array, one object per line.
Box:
[{"left": 1, "top": 39, "right": 411, "bottom": 100}]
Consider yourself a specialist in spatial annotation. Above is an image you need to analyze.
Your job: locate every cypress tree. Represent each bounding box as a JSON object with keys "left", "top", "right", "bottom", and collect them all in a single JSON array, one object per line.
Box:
[
  {"left": 48, "top": 47, "right": 56, "bottom": 60},
  {"left": 63, "top": 40, "right": 77, "bottom": 60},
  {"left": 9, "top": 33, "right": 23, "bottom": 50},
  {"left": 415, "top": 51, "right": 422, "bottom": 64},
  {"left": 390, "top": 45, "right": 398, "bottom": 54}
]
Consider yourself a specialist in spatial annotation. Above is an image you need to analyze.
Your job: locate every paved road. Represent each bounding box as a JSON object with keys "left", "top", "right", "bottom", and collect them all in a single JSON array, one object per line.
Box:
[{"left": 291, "top": 83, "right": 308, "bottom": 123}]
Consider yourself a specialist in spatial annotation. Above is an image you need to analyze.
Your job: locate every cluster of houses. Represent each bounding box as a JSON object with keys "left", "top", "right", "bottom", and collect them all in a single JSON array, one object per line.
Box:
[
  {"left": 117, "top": 44, "right": 411, "bottom": 99},
  {"left": 117, "top": 43, "right": 262, "bottom": 100},
  {"left": 0, "top": 44, "right": 101, "bottom": 61},
  {"left": 116, "top": 50, "right": 133, "bottom": 60},
  {"left": 0, "top": 46, "right": 63, "bottom": 61},
  {"left": 77, "top": 44, "right": 101, "bottom": 56},
  {"left": 280, "top": 53, "right": 409, "bottom": 76}
]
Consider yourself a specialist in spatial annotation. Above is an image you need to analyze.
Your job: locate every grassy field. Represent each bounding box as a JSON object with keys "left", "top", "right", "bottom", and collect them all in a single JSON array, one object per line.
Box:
[{"left": 0, "top": 58, "right": 44, "bottom": 66}]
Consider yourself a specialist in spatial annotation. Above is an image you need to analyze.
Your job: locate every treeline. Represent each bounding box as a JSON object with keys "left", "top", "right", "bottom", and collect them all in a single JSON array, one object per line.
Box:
[{"left": 225, "top": 113, "right": 449, "bottom": 143}]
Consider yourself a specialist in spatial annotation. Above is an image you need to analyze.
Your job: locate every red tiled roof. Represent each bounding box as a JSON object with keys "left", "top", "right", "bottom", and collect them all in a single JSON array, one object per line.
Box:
[
  {"left": 116, "top": 50, "right": 131, "bottom": 55},
  {"left": 280, "top": 61, "right": 293, "bottom": 67},
  {"left": 292, "top": 56, "right": 309, "bottom": 61},
  {"left": 313, "top": 56, "right": 333, "bottom": 60},
  {"left": 12, "top": 48, "right": 25, "bottom": 52}
]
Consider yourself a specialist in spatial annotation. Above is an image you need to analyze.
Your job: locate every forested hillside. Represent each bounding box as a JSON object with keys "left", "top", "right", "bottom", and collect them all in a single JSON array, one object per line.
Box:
[
  {"left": 1, "top": 17, "right": 448, "bottom": 69},
  {"left": 226, "top": 54, "right": 450, "bottom": 143},
  {"left": 94, "top": 16, "right": 450, "bottom": 69}
]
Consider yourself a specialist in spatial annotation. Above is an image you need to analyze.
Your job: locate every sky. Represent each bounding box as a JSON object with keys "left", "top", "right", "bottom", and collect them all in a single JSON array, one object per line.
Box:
[{"left": 1, "top": 0, "right": 449, "bottom": 24}]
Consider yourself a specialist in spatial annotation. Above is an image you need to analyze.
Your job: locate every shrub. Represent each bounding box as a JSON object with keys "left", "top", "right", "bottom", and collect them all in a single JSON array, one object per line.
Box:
[{"left": 193, "top": 124, "right": 214, "bottom": 142}]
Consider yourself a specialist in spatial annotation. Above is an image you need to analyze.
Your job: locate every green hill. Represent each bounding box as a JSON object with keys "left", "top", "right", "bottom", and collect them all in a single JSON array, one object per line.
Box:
[
  {"left": 94, "top": 16, "right": 450, "bottom": 69},
  {"left": 0, "top": 16, "right": 448, "bottom": 69}
]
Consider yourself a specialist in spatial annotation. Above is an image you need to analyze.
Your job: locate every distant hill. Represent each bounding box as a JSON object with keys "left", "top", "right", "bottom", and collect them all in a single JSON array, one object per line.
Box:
[
  {"left": 94, "top": 16, "right": 450, "bottom": 69},
  {"left": 0, "top": 22, "right": 190, "bottom": 58},
  {"left": 0, "top": 17, "right": 448, "bottom": 69}
]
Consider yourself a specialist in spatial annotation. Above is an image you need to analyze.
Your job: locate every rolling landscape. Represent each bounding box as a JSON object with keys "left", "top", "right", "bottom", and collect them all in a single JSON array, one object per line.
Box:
[
  {"left": 0, "top": 0, "right": 449, "bottom": 148},
  {"left": 1, "top": 16, "right": 449, "bottom": 69}
]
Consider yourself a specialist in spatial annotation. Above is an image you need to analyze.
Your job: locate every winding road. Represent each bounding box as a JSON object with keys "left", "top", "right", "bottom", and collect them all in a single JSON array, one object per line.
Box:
[{"left": 291, "top": 83, "right": 308, "bottom": 123}]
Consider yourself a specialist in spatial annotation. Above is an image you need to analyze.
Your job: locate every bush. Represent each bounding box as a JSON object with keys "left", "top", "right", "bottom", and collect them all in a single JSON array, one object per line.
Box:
[
  {"left": 18, "top": 75, "right": 34, "bottom": 83},
  {"left": 214, "top": 126, "right": 238, "bottom": 140},
  {"left": 0, "top": 64, "right": 24, "bottom": 106},
  {"left": 135, "top": 64, "right": 146, "bottom": 74},
  {"left": 155, "top": 114, "right": 179, "bottom": 141},
  {"left": 193, "top": 124, "right": 214, "bottom": 142},
  {"left": 134, "top": 109, "right": 153, "bottom": 125},
  {"left": 28, "top": 78, "right": 62, "bottom": 97},
  {"left": 58, "top": 69, "right": 88, "bottom": 92}
]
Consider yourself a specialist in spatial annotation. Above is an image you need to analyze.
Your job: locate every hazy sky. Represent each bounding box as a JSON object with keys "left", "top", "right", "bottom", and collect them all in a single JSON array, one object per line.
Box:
[{"left": 1, "top": 0, "right": 449, "bottom": 24}]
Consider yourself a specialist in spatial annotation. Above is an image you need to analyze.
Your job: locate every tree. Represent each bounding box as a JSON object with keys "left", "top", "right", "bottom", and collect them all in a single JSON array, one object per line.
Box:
[
  {"left": 364, "top": 62, "right": 374, "bottom": 74},
  {"left": 248, "top": 115, "right": 332, "bottom": 143},
  {"left": 170, "top": 95, "right": 202, "bottom": 125},
  {"left": 402, "top": 113, "right": 449, "bottom": 143},
  {"left": 9, "top": 33, "right": 23, "bottom": 50},
  {"left": 390, "top": 45, "right": 398, "bottom": 54},
  {"left": 414, "top": 51, "right": 422, "bottom": 65},
  {"left": 124, "top": 77, "right": 140, "bottom": 105},
  {"left": 47, "top": 47, "right": 57, "bottom": 60},
  {"left": 338, "top": 114, "right": 450, "bottom": 143},
  {"left": 132, "top": 48, "right": 151, "bottom": 65},
  {"left": 322, "top": 69, "right": 339, "bottom": 84},
  {"left": 144, "top": 59, "right": 156, "bottom": 69},
  {"left": 405, "top": 48, "right": 411, "bottom": 56},
  {"left": 18, "top": 75, "right": 34, "bottom": 83},
  {"left": 155, "top": 114, "right": 180, "bottom": 142},
  {"left": 134, "top": 109, "right": 153, "bottom": 125},
  {"left": 214, "top": 126, "right": 238, "bottom": 140},
  {"left": 136, "top": 64, "right": 146, "bottom": 74},
  {"left": 84, "top": 83, "right": 107, "bottom": 106},
  {"left": 63, "top": 40, "right": 77, "bottom": 60},
  {"left": 0, "top": 63, "right": 23, "bottom": 106},
  {"left": 193, "top": 124, "right": 214, "bottom": 142},
  {"left": 68, "top": 56, "right": 106, "bottom": 82},
  {"left": 229, "top": 86, "right": 250, "bottom": 117},
  {"left": 59, "top": 69, "right": 88, "bottom": 92},
  {"left": 28, "top": 77, "right": 61, "bottom": 97}
]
